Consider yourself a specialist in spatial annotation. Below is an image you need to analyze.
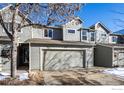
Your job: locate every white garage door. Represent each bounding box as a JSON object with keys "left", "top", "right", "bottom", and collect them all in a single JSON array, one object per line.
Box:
[{"left": 44, "top": 50, "right": 84, "bottom": 70}]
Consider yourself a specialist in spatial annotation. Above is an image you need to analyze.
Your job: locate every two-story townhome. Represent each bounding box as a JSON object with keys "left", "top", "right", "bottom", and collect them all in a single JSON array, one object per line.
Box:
[
  {"left": 1, "top": 4, "right": 124, "bottom": 72},
  {"left": 0, "top": 5, "right": 95, "bottom": 71}
]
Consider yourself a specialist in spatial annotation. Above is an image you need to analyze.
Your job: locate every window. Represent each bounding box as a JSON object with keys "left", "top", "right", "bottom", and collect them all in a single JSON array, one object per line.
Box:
[
  {"left": 112, "top": 36, "right": 117, "bottom": 42},
  {"left": 44, "top": 29, "right": 53, "bottom": 38},
  {"left": 91, "top": 32, "right": 95, "bottom": 41},
  {"left": 68, "top": 29, "right": 75, "bottom": 33},
  {"left": 101, "top": 34, "right": 106, "bottom": 36},
  {"left": 1, "top": 45, "right": 11, "bottom": 58},
  {"left": 82, "top": 30, "right": 87, "bottom": 40}
]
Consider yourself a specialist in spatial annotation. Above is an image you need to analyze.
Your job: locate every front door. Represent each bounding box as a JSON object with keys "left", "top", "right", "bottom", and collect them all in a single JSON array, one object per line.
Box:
[{"left": 17, "top": 44, "right": 29, "bottom": 70}]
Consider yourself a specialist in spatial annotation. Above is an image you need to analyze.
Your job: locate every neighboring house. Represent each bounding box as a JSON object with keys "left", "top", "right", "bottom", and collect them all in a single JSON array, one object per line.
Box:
[
  {"left": 112, "top": 29, "right": 124, "bottom": 44},
  {"left": 95, "top": 44, "right": 124, "bottom": 67},
  {"left": 89, "top": 22, "right": 124, "bottom": 67}
]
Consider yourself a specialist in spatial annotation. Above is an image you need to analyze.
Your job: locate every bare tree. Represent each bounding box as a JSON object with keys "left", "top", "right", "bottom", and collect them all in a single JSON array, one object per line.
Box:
[{"left": 0, "top": 3, "right": 83, "bottom": 78}]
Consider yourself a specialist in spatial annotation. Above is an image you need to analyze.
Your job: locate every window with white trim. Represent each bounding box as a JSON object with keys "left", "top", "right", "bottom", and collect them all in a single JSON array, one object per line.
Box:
[
  {"left": 91, "top": 32, "right": 95, "bottom": 41},
  {"left": 44, "top": 29, "right": 53, "bottom": 38},
  {"left": 68, "top": 29, "right": 75, "bottom": 33},
  {"left": 82, "top": 30, "right": 87, "bottom": 40},
  {"left": 112, "top": 36, "right": 117, "bottom": 42}
]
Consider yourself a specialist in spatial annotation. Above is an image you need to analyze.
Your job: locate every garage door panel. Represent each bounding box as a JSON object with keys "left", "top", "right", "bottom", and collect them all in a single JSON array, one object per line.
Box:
[{"left": 44, "top": 51, "right": 84, "bottom": 70}]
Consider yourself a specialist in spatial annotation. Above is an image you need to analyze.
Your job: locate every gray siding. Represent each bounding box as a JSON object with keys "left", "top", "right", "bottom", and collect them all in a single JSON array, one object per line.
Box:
[
  {"left": 32, "top": 27, "right": 44, "bottom": 39},
  {"left": 30, "top": 46, "right": 41, "bottom": 70},
  {"left": 63, "top": 20, "right": 82, "bottom": 41},
  {"left": 94, "top": 23, "right": 110, "bottom": 44},
  {"left": 19, "top": 26, "right": 32, "bottom": 42},
  {"left": 86, "top": 48, "right": 94, "bottom": 67},
  {"left": 94, "top": 45, "right": 113, "bottom": 67}
]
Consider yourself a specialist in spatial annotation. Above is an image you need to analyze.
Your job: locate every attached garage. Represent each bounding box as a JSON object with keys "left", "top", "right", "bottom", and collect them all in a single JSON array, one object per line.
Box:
[
  {"left": 24, "top": 39, "right": 94, "bottom": 71},
  {"left": 95, "top": 44, "right": 124, "bottom": 67}
]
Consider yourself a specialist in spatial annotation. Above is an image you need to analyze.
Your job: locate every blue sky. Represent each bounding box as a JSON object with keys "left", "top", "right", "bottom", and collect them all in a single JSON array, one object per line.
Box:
[
  {"left": 77, "top": 3, "right": 124, "bottom": 32},
  {"left": 1, "top": 3, "right": 124, "bottom": 32}
]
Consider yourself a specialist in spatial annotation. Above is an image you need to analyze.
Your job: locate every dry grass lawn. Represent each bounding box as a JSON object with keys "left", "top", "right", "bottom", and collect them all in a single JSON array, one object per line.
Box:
[{"left": 0, "top": 68, "right": 124, "bottom": 85}]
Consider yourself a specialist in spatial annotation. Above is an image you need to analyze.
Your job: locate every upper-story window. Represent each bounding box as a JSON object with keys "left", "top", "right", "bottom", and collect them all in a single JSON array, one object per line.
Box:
[
  {"left": 44, "top": 29, "right": 53, "bottom": 38},
  {"left": 91, "top": 32, "right": 95, "bottom": 41},
  {"left": 101, "top": 34, "right": 106, "bottom": 37},
  {"left": 82, "top": 30, "right": 87, "bottom": 40},
  {"left": 68, "top": 29, "right": 75, "bottom": 33},
  {"left": 112, "top": 36, "right": 117, "bottom": 42}
]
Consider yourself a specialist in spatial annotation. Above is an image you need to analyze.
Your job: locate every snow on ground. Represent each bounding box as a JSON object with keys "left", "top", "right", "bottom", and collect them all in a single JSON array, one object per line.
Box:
[
  {"left": 0, "top": 72, "right": 10, "bottom": 80},
  {"left": 0, "top": 72, "right": 29, "bottom": 81},
  {"left": 18, "top": 73, "right": 29, "bottom": 81},
  {"left": 103, "top": 67, "right": 124, "bottom": 78}
]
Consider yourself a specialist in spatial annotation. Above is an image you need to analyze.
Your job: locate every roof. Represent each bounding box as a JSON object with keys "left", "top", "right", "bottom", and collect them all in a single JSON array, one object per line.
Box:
[
  {"left": 97, "top": 44, "right": 124, "bottom": 48},
  {"left": 31, "top": 24, "right": 62, "bottom": 30},
  {"left": 25, "top": 38, "right": 95, "bottom": 47},
  {"left": 62, "top": 16, "right": 83, "bottom": 26},
  {"left": 89, "top": 22, "right": 111, "bottom": 33},
  {"left": 113, "top": 29, "right": 124, "bottom": 35}
]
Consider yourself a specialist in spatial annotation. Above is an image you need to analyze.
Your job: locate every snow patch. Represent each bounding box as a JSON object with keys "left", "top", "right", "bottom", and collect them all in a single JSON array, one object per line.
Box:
[
  {"left": 103, "top": 68, "right": 124, "bottom": 78},
  {"left": 19, "top": 73, "right": 29, "bottom": 81},
  {"left": 0, "top": 72, "right": 10, "bottom": 80}
]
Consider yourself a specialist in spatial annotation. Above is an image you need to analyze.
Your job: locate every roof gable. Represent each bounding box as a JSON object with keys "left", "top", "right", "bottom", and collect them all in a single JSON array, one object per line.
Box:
[{"left": 89, "top": 22, "right": 111, "bottom": 33}]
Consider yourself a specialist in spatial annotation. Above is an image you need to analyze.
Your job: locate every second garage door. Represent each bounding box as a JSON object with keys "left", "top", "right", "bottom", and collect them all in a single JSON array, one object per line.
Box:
[{"left": 43, "top": 50, "right": 84, "bottom": 70}]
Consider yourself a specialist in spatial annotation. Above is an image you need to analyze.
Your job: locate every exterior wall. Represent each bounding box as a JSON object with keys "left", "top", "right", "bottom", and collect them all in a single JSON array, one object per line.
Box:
[
  {"left": 32, "top": 27, "right": 44, "bottom": 39},
  {"left": 63, "top": 20, "right": 82, "bottom": 41},
  {"left": 30, "top": 46, "right": 40, "bottom": 70},
  {"left": 32, "top": 27, "right": 63, "bottom": 40},
  {"left": 113, "top": 48, "right": 124, "bottom": 67},
  {"left": 86, "top": 48, "right": 94, "bottom": 67},
  {"left": 109, "top": 35, "right": 116, "bottom": 44},
  {"left": 30, "top": 44, "right": 94, "bottom": 70},
  {"left": 18, "top": 26, "right": 32, "bottom": 42},
  {"left": 0, "top": 25, "right": 8, "bottom": 37},
  {"left": 109, "top": 35, "right": 118, "bottom": 44},
  {"left": 94, "top": 45, "right": 113, "bottom": 67},
  {"left": 95, "top": 23, "right": 109, "bottom": 44}
]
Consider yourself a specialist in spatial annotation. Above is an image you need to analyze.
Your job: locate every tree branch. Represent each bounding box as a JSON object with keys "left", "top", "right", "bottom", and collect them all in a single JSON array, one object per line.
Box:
[{"left": 0, "top": 13, "right": 12, "bottom": 39}]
